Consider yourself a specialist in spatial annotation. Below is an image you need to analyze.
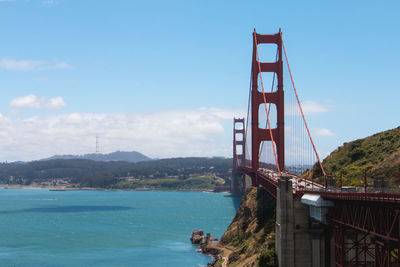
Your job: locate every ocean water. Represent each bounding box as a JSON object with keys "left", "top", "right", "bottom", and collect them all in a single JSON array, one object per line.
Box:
[{"left": 0, "top": 189, "right": 240, "bottom": 267}]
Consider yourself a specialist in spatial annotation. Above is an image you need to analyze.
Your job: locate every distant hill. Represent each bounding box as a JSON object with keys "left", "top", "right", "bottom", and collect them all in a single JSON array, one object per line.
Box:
[
  {"left": 0, "top": 157, "right": 232, "bottom": 189},
  {"left": 42, "top": 151, "right": 151, "bottom": 163},
  {"left": 309, "top": 126, "right": 400, "bottom": 187}
]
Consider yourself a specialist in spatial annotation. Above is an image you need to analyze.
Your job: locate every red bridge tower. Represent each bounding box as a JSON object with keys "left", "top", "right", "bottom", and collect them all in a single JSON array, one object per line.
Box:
[{"left": 250, "top": 30, "right": 285, "bottom": 184}]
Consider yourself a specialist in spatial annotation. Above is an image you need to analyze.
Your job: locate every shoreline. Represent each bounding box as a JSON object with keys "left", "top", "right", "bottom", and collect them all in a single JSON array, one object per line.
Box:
[{"left": 0, "top": 185, "right": 229, "bottom": 193}]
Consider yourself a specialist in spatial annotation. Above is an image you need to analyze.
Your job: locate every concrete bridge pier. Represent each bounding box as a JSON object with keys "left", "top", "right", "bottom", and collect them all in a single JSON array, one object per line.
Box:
[
  {"left": 231, "top": 173, "right": 251, "bottom": 196},
  {"left": 276, "top": 175, "right": 333, "bottom": 267},
  {"left": 276, "top": 175, "right": 295, "bottom": 267},
  {"left": 231, "top": 172, "right": 241, "bottom": 196}
]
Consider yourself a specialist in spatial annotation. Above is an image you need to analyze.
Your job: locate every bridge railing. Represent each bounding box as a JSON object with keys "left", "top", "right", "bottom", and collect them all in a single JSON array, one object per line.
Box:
[{"left": 304, "top": 187, "right": 400, "bottom": 194}]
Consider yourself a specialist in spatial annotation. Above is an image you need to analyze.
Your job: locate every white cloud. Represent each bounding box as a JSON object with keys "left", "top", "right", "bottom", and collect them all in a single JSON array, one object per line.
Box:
[
  {"left": 42, "top": 0, "right": 59, "bottom": 5},
  {"left": 286, "top": 100, "right": 330, "bottom": 115},
  {"left": 314, "top": 128, "right": 335, "bottom": 137},
  {"left": 45, "top": 61, "right": 72, "bottom": 70},
  {"left": 9, "top": 94, "right": 67, "bottom": 109},
  {"left": 0, "top": 108, "right": 244, "bottom": 162},
  {"left": 0, "top": 59, "right": 43, "bottom": 71},
  {"left": 0, "top": 59, "right": 72, "bottom": 71}
]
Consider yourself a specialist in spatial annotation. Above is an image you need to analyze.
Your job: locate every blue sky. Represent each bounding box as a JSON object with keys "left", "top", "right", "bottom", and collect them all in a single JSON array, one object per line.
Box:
[{"left": 0, "top": 0, "right": 399, "bottom": 162}]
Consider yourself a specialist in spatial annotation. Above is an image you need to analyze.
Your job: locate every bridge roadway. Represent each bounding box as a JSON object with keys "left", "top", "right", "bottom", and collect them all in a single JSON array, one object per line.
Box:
[
  {"left": 237, "top": 162, "right": 400, "bottom": 203},
  {"left": 237, "top": 162, "right": 325, "bottom": 198}
]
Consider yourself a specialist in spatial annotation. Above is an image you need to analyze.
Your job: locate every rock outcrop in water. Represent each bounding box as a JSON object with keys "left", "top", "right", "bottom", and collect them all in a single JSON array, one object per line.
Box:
[
  {"left": 190, "top": 229, "right": 220, "bottom": 260},
  {"left": 191, "top": 230, "right": 218, "bottom": 245}
]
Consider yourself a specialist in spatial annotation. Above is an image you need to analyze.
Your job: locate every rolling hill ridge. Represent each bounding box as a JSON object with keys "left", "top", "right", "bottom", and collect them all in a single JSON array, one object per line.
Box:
[
  {"left": 309, "top": 126, "right": 400, "bottom": 187},
  {"left": 41, "top": 151, "right": 151, "bottom": 163}
]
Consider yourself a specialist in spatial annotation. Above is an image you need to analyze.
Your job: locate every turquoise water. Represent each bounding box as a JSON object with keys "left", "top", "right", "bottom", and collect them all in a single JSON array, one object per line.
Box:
[{"left": 0, "top": 189, "right": 240, "bottom": 266}]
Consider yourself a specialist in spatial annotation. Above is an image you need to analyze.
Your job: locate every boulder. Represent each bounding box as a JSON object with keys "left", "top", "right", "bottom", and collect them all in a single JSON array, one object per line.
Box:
[
  {"left": 200, "top": 237, "right": 208, "bottom": 246},
  {"left": 192, "top": 229, "right": 199, "bottom": 236},
  {"left": 191, "top": 234, "right": 203, "bottom": 244}
]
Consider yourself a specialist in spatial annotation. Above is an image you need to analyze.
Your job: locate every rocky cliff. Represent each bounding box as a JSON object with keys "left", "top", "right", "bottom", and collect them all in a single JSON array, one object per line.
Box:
[{"left": 206, "top": 187, "right": 277, "bottom": 267}]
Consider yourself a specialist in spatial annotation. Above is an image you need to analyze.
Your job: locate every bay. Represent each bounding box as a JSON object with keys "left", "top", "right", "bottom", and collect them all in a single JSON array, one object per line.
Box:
[{"left": 0, "top": 189, "right": 240, "bottom": 267}]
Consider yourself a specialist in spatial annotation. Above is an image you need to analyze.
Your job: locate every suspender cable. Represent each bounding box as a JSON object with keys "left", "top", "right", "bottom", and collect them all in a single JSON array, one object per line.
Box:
[
  {"left": 280, "top": 33, "right": 327, "bottom": 183},
  {"left": 254, "top": 32, "right": 281, "bottom": 176}
]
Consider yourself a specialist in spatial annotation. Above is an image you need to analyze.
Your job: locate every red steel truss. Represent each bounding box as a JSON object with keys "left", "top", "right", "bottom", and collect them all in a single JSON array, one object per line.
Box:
[{"left": 329, "top": 200, "right": 400, "bottom": 266}]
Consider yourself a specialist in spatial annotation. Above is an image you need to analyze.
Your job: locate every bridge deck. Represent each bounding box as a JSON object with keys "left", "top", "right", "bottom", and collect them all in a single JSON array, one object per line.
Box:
[{"left": 236, "top": 165, "right": 400, "bottom": 203}]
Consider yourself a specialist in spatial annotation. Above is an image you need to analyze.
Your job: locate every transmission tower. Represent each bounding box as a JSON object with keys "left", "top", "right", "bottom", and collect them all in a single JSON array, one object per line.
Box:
[{"left": 96, "top": 135, "right": 100, "bottom": 154}]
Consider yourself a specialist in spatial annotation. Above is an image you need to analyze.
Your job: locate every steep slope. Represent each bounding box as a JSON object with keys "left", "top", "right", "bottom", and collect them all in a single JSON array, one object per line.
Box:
[
  {"left": 208, "top": 187, "right": 277, "bottom": 267},
  {"left": 309, "top": 126, "right": 400, "bottom": 187}
]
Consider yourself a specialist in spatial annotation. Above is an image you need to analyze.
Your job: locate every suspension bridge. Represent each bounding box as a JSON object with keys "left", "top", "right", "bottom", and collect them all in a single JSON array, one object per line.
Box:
[{"left": 231, "top": 30, "right": 400, "bottom": 267}]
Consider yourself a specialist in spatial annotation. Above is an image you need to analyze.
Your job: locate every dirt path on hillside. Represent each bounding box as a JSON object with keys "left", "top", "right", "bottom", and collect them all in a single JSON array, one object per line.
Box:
[{"left": 214, "top": 244, "right": 234, "bottom": 267}]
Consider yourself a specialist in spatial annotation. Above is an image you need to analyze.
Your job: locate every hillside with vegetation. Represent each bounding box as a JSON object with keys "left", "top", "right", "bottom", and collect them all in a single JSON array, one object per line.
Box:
[
  {"left": 308, "top": 126, "right": 400, "bottom": 187},
  {"left": 0, "top": 157, "right": 232, "bottom": 190}
]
